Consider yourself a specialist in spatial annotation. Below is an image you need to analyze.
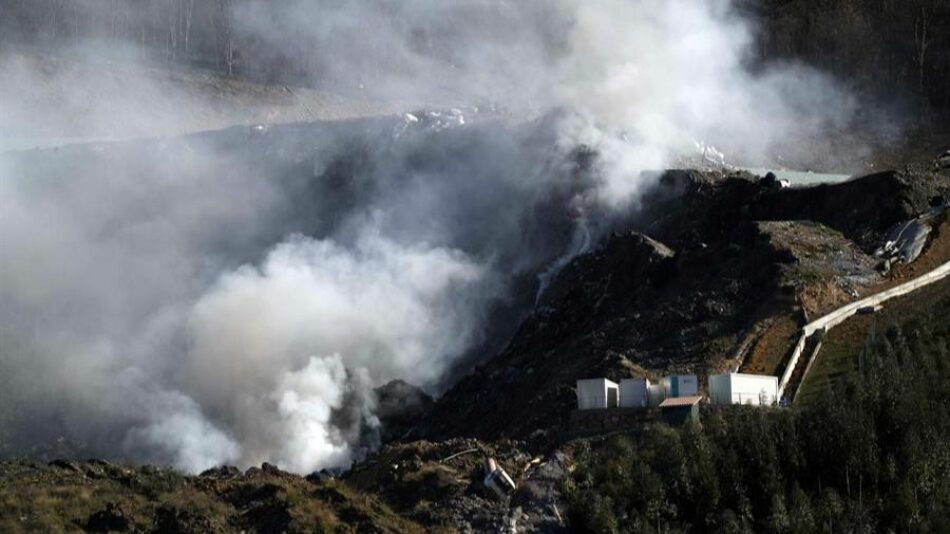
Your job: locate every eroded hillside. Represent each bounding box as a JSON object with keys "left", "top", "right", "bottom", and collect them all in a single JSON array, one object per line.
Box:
[{"left": 423, "top": 167, "right": 950, "bottom": 441}]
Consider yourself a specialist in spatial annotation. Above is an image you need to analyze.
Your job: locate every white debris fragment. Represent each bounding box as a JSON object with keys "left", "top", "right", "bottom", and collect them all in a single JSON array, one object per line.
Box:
[
  {"left": 483, "top": 457, "right": 517, "bottom": 498},
  {"left": 693, "top": 140, "right": 728, "bottom": 170}
]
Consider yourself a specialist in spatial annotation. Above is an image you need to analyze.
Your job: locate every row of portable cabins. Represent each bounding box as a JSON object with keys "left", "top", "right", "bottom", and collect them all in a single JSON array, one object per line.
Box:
[{"left": 576, "top": 373, "right": 778, "bottom": 409}]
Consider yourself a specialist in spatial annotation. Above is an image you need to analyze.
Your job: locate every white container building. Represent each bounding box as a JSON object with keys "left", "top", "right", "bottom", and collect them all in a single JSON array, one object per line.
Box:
[
  {"left": 576, "top": 378, "right": 620, "bottom": 410},
  {"left": 620, "top": 379, "right": 650, "bottom": 408},
  {"left": 708, "top": 373, "right": 778, "bottom": 406},
  {"left": 661, "top": 374, "right": 699, "bottom": 398}
]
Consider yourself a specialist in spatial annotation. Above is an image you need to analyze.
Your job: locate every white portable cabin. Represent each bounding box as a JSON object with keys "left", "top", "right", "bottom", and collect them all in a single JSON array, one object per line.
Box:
[
  {"left": 708, "top": 373, "right": 778, "bottom": 406},
  {"left": 661, "top": 374, "right": 699, "bottom": 398},
  {"left": 620, "top": 379, "right": 650, "bottom": 408},
  {"left": 576, "top": 378, "right": 620, "bottom": 410}
]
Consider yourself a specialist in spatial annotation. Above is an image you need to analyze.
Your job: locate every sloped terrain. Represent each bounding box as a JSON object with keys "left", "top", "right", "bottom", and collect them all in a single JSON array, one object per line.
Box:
[
  {"left": 344, "top": 438, "right": 567, "bottom": 532},
  {"left": 0, "top": 459, "right": 424, "bottom": 533},
  {"left": 423, "top": 168, "right": 950, "bottom": 441},
  {"left": 738, "top": 220, "right": 882, "bottom": 376},
  {"left": 0, "top": 438, "right": 575, "bottom": 533},
  {"left": 757, "top": 220, "right": 879, "bottom": 315},
  {"left": 796, "top": 215, "right": 950, "bottom": 406},
  {"left": 2, "top": 164, "right": 948, "bottom": 532}
]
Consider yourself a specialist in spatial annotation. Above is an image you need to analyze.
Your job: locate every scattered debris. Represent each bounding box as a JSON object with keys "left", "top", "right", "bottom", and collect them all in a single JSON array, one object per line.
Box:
[
  {"left": 483, "top": 457, "right": 517, "bottom": 498},
  {"left": 876, "top": 216, "right": 935, "bottom": 264},
  {"left": 694, "top": 140, "right": 729, "bottom": 172},
  {"left": 521, "top": 457, "right": 543, "bottom": 477},
  {"left": 934, "top": 149, "right": 950, "bottom": 171},
  {"left": 440, "top": 448, "right": 479, "bottom": 464}
]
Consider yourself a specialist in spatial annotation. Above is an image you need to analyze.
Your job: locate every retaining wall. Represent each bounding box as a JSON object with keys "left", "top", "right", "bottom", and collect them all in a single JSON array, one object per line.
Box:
[{"left": 778, "top": 260, "right": 950, "bottom": 399}]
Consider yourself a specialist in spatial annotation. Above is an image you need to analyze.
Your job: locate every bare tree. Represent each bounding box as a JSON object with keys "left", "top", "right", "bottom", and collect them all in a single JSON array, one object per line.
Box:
[{"left": 912, "top": 1, "right": 936, "bottom": 102}]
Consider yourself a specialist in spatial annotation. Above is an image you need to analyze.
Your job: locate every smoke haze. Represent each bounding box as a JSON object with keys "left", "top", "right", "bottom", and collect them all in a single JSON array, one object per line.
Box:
[{"left": 0, "top": 0, "right": 862, "bottom": 473}]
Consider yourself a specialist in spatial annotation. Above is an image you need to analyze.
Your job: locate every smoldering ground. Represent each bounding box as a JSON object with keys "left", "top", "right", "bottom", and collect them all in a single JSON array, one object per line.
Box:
[
  {"left": 0, "top": 0, "right": 866, "bottom": 473},
  {"left": 0, "top": 117, "right": 589, "bottom": 472}
]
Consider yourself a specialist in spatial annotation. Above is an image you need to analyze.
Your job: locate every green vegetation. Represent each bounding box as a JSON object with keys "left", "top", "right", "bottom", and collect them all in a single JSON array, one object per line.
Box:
[
  {"left": 565, "top": 295, "right": 950, "bottom": 533},
  {"left": 798, "top": 276, "right": 950, "bottom": 405}
]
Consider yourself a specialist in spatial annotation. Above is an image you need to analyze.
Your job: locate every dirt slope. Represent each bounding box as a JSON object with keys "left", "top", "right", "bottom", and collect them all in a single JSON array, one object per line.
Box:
[{"left": 422, "top": 168, "right": 950, "bottom": 441}]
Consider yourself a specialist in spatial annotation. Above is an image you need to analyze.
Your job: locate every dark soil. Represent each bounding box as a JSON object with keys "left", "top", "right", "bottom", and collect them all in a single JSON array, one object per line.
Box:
[{"left": 422, "top": 167, "right": 950, "bottom": 441}]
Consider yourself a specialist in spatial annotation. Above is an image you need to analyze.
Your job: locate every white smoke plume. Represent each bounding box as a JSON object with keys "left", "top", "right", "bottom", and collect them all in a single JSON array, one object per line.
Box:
[
  {"left": 181, "top": 232, "right": 485, "bottom": 472},
  {"left": 0, "top": 127, "right": 504, "bottom": 472},
  {"left": 0, "top": 0, "right": 863, "bottom": 473},
  {"left": 233, "top": 0, "right": 858, "bottom": 198},
  {"left": 555, "top": 0, "right": 857, "bottom": 208}
]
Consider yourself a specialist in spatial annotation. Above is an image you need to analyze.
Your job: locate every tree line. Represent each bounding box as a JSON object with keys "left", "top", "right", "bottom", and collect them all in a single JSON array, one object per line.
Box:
[
  {"left": 565, "top": 292, "right": 950, "bottom": 533},
  {"left": 1, "top": 1, "right": 949, "bottom": 116},
  {"left": 740, "top": 0, "right": 950, "bottom": 116},
  {"left": 0, "top": 0, "right": 283, "bottom": 82}
]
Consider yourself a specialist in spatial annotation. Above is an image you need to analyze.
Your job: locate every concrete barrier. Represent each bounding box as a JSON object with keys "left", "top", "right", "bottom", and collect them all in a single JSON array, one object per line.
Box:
[
  {"left": 778, "top": 260, "right": 950, "bottom": 399},
  {"left": 804, "top": 261, "right": 950, "bottom": 337},
  {"left": 794, "top": 339, "right": 824, "bottom": 402},
  {"left": 777, "top": 333, "right": 808, "bottom": 399}
]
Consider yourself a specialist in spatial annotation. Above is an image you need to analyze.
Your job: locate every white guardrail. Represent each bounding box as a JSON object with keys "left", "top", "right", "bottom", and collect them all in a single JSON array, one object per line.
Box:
[{"left": 778, "top": 260, "right": 950, "bottom": 399}]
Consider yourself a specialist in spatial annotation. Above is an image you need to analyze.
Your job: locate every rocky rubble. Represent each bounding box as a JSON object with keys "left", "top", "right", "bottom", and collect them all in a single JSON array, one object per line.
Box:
[
  {"left": 758, "top": 220, "right": 880, "bottom": 315},
  {"left": 343, "top": 438, "right": 569, "bottom": 533}
]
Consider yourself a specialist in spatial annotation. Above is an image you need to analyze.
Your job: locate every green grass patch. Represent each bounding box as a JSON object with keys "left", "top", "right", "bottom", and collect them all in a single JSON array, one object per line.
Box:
[{"left": 797, "top": 275, "right": 950, "bottom": 406}]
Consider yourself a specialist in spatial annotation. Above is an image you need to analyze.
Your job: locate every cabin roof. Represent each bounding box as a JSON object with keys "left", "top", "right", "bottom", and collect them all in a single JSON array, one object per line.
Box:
[{"left": 658, "top": 396, "right": 703, "bottom": 408}]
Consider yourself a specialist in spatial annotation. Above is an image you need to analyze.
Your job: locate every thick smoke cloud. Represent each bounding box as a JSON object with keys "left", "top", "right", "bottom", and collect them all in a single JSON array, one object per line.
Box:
[
  {"left": 0, "top": 0, "right": 861, "bottom": 473},
  {"left": 0, "top": 134, "right": 287, "bottom": 469},
  {"left": 0, "top": 115, "right": 571, "bottom": 473},
  {"left": 234, "top": 0, "right": 858, "bottom": 189},
  {"left": 0, "top": 50, "right": 398, "bottom": 147},
  {"left": 555, "top": 0, "right": 857, "bottom": 206},
  {"left": 182, "top": 232, "right": 486, "bottom": 472},
  {"left": 232, "top": 0, "right": 567, "bottom": 107}
]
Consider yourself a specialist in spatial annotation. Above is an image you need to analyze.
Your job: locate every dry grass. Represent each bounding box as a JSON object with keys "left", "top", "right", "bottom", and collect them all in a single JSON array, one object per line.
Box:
[
  {"left": 741, "top": 314, "right": 801, "bottom": 376},
  {"left": 0, "top": 462, "right": 424, "bottom": 534}
]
